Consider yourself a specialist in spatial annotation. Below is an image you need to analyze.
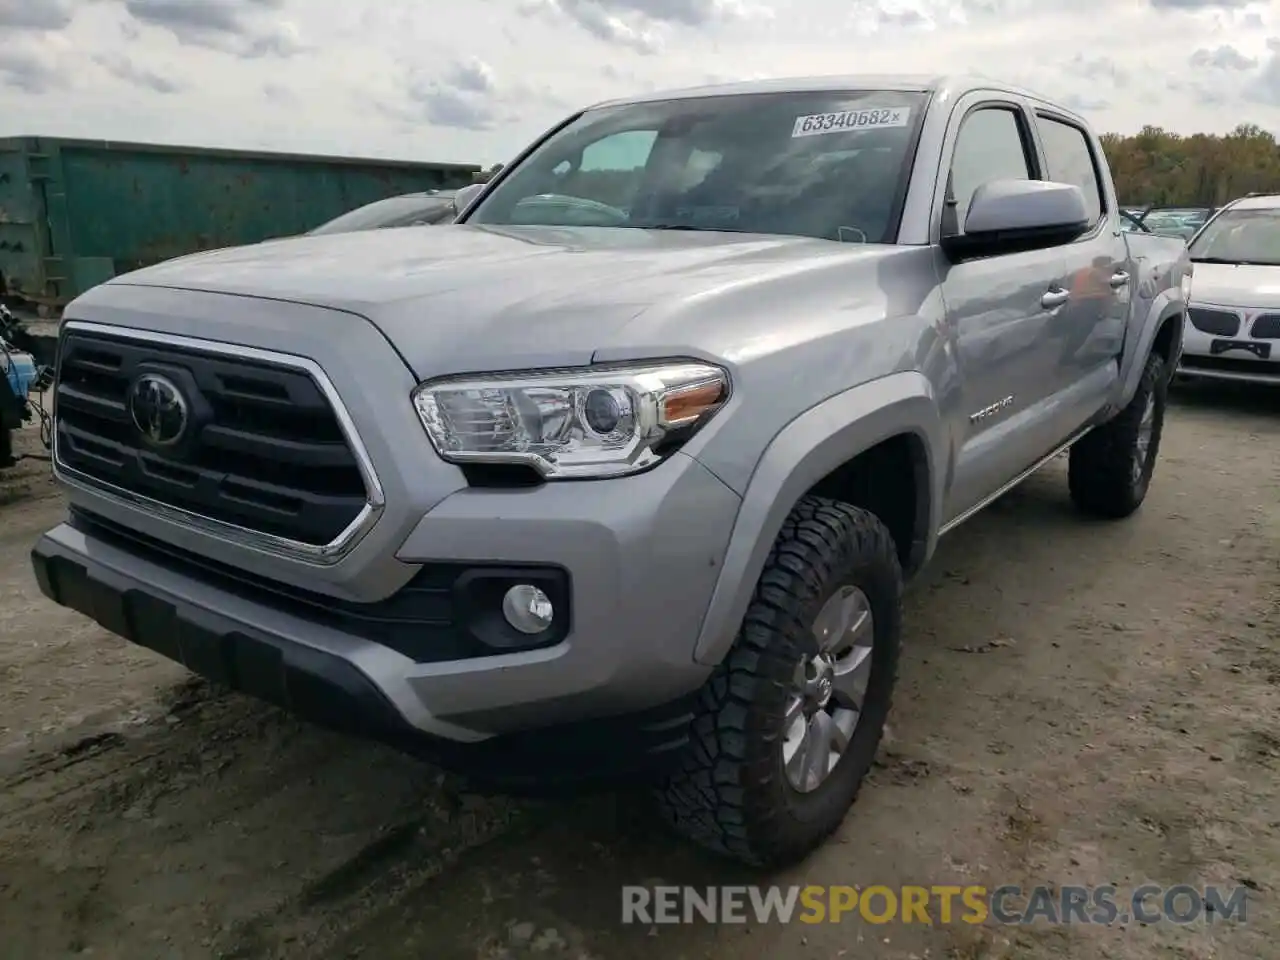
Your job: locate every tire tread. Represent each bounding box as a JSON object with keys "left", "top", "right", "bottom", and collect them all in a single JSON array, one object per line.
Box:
[
  {"left": 656, "top": 495, "right": 901, "bottom": 866},
  {"left": 1069, "top": 351, "right": 1167, "bottom": 519}
]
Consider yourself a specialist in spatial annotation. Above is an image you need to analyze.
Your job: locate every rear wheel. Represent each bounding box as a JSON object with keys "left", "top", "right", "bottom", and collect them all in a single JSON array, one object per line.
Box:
[
  {"left": 1069, "top": 350, "right": 1168, "bottom": 519},
  {"left": 656, "top": 496, "right": 902, "bottom": 866}
]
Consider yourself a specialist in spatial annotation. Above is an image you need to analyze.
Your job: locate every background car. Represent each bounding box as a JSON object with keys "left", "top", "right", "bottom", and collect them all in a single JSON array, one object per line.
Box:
[
  {"left": 1120, "top": 205, "right": 1215, "bottom": 240},
  {"left": 1179, "top": 193, "right": 1280, "bottom": 384},
  {"left": 306, "top": 190, "right": 457, "bottom": 235}
]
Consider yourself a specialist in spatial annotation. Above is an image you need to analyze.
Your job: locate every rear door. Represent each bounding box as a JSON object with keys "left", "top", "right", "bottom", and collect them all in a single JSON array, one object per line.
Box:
[{"left": 1029, "top": 110, "right": 1127, "bottom": 413}]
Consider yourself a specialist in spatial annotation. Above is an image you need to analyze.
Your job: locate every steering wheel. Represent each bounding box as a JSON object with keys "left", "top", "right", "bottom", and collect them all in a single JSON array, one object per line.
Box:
[{"left": 514, "top": 193, "right": 630, "bottom": 226}]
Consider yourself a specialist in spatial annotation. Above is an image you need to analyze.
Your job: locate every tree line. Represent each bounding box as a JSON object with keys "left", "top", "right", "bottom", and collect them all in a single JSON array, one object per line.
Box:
[{"left": 1100, "top": 123, "right": 1280, "bottom": 208}]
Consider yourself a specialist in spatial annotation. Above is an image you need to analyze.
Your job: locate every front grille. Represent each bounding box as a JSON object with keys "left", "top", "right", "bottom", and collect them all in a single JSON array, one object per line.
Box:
[
  {"left": 1188, "top": 307, "right": 1240, "bottom": 337},
  {"left": 1250, "top": 313, "right": 1280, "bottom": 339},
  {"left": 54, "top": 330, "right": 369, "bottom": 546}
]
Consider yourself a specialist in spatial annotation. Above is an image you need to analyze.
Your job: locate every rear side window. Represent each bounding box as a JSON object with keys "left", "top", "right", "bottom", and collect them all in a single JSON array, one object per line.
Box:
[
  {"left": 1036, "top": 116, "right": 1104, "bottom": 225},
  {"left": 948, "top": 107, "right": 1033, "bottom": 232}
]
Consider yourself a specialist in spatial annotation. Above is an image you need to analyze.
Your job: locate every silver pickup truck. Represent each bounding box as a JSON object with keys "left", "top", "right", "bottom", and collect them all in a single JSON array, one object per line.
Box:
[{"left": 32, "top": 75, "right": 1189, "bottom": 866}]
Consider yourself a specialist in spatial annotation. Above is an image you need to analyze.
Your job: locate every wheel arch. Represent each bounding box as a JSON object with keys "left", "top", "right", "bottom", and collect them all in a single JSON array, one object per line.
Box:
[
  {"left": 692, "top": 371, "right": 944, "bottom": 666},
  {"left": 1150, "top": 308, "right": 1183, "bottom": 370},
  {"left": 1119, "top": 295, "right": 1185, "bottom": 408}
]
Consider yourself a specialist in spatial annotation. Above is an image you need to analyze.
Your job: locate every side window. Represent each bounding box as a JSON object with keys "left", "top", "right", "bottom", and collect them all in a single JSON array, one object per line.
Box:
[
  {"left": 948, "top": 107, "right": 1033, "bottom": 232},
  {"left": 579, "top": 129, "right": 657, "bottom": 171},
  {"left": 1036, "top": 115, "right": 1104, "bottom": 225},
  {"left": 560, "top": 130, "right": 658, "bottom": 209}
]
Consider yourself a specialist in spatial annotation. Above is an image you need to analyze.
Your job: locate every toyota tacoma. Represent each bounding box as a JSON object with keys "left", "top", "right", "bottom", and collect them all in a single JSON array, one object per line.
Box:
[{"left": 32, "top": 75, "right": 1190, "bottom": 866}]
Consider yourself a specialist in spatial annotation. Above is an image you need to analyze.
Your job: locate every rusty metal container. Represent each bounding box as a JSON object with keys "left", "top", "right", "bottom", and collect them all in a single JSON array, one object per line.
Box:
[{"left": 0, "top": 136, "right": 480, "bottom": 311}]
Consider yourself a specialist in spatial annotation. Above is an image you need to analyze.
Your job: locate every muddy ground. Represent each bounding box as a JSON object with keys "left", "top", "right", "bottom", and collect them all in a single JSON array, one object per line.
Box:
[{"left": 1, "top": 381, "right": 1276, "bottom": 960}]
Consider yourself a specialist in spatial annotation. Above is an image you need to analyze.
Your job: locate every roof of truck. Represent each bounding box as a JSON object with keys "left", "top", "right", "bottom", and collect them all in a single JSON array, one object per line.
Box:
[
  {"left": 1228, "top": 194, "right": 1280, "bottom": 211},
  {"left": 589, "top": 74, "right": 1064, "bottom": 111}
]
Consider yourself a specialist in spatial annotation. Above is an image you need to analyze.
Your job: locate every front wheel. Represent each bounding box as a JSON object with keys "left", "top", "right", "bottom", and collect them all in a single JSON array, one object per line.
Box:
[
  {"left": 1068, "top": 350, "right": 1168, "bottom": 519},
  {"left": 656, "top": 496, "right": 902, "bottom": 867}
]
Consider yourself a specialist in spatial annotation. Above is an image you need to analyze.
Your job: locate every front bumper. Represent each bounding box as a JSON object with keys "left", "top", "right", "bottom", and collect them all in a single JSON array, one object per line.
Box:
[
  {"left": 1179, "top": 306, "right": 1280, "bottom": 384},
  {"left": 32, "top": 521, "right": 420, "bottom": 745},
  {"left": 32, "top": 448, "right": 739, "bottom": 758},
  {"left": 30, "top": 522, "right": 704, "bottom": 785}
]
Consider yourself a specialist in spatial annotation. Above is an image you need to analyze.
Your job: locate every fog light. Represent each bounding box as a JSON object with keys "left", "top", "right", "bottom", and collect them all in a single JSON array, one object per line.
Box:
[{"left": 502, "top": 584, "right": 554, "bottom": 634}]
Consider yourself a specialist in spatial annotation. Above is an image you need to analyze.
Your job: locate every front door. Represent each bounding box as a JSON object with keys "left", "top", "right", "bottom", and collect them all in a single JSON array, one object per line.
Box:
[{"left": 937, "top": 102, "right": 1072, "bottom": 522}]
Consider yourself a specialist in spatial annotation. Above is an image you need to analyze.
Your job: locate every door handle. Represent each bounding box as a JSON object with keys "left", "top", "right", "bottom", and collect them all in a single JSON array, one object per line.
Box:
[
  {"left": 1109, "top": 271, "right": 1130, "bottom": 289},
  {"left": 1041, "top": 288, "right": 1069, "bottom": 309}
]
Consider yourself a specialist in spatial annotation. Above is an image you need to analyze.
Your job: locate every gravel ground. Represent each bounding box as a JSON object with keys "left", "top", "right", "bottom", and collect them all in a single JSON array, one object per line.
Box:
[{"left": 0, "top": 380, "right": 1276, "bottom": 960}]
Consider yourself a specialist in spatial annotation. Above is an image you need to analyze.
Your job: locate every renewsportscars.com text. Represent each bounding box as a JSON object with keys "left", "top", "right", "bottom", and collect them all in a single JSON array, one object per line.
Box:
[{"left": 621, "top": 884, "right": 1250, "bottom": 926}]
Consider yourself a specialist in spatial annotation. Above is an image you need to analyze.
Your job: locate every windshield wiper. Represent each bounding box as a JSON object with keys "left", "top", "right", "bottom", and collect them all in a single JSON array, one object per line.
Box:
[{"left": 1190, "top": 256, "right": 1249, "bottom": 265}]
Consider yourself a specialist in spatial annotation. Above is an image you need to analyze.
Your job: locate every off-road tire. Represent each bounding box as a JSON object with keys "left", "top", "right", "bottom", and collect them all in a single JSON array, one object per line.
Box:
[
  {"left": 656, "top": 496, "right": 902, "bottom": 867},
  {"left": 1068, "top": 350, "right": 1168, "bottom": 519}
]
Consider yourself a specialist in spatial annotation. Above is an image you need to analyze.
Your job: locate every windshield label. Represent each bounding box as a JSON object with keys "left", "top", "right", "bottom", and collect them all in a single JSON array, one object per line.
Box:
[{"left": 791, "top": 107, "right": 910, "bottom": 138}]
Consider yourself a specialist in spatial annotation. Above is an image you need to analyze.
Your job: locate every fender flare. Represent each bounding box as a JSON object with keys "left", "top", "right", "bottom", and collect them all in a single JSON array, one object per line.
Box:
[
  {"left": 1118, "top": 291, "right": 1184, "bottom": 407},
  {"left": 692, "top": 371, "right": 944, "bottom": 666}
]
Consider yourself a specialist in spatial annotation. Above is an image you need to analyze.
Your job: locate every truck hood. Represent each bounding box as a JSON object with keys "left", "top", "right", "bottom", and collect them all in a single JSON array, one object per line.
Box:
[
  {"left": 108, "top": 224, "right": 905, "bottom": 377},
  {"left": 1190, "top": 261, "right": 1280, "bottom": 310}
]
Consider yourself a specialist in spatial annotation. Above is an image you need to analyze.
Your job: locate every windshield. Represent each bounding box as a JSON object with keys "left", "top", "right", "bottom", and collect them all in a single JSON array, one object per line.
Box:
[
  {"left": 1188, "top": 207, "right": 1280, "bottom": 265},
  {"left": 466, "top": 90, "right": 927, "bottom": 243},
  {"left": 308, "top": 194, "right": 455, "bottom": 235}
]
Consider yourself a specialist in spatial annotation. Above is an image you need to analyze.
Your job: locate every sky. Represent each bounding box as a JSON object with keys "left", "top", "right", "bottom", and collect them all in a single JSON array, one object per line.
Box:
[{"left": 0, "top": 0, "right": 1277, "bottom": 167}]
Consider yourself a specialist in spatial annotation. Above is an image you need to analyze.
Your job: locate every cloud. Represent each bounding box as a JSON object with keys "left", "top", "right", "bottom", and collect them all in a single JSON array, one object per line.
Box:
[
  {"left": 0, "top": 0, "right": 1278, "bottom": 166},
  {"left": 519, "top": 0, "right": 769, "bottom": 52},
  {"left": 375, "top": 58, "right": 505, "bottom": 131},
  {"left": 0, "top": 0, "right": 76, "bottom": 31},
  {"left": 122, "top": 0, "right": 306, "bottom": 57},
  {"left": 602, "top": 0, "right": 757, "bottom": 25},
  {"left": 521, "top": 0, "right": 663, "bottom": 53},
  {"left": 415, "top": 88, "right": 499, "bottom": 130},
  {"left": 1147, "top": 0, "right": 1252, "bottom": 7},
  {"left": 855, "top": 0, "right": 969, "bottom": 32},
  {"left": 263, "top": 81, "right": 297, "bottom": 103},
  {"left": 1246, "top": 38, "right": 1280, "bottom": 106},
  {"left": 1063, "top": 54, "right": 1130, "bottom": 88},
  {"left": 0, "top": 47, "right": 66, "bottom": 94},
  {"left": 123, "top": 0, "right": 274, "bottom": 39},
  {"left": 1190, "top": 45, "right": 1258, "bottom": 70},
  {"left": 1060, "top": 92, "right": 1111, "bottom": 112},
  {"left": 446, "top": 57, "right": 498, "bottom": 95},
  {"left": 93, "top": 53, "right": 185, "bottom": 94},
  {"left": 878, "top": 8, "right": 928, "bottom": 28}
]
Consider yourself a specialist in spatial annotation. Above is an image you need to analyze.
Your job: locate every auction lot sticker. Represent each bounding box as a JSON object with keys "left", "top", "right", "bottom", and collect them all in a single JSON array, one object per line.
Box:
[{"left": 792, "top": 107, "right": 911, "bottom": 137}]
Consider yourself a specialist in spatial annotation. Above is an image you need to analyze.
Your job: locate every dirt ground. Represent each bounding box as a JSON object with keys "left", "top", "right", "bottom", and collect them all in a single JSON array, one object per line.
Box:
[{"left": 0, "top": 380, "right": 1276, "bottom": 960}]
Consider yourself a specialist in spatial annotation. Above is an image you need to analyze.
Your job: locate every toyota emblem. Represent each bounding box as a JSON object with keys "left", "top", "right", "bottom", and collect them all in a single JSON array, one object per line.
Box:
[{"left": 128, "top": 373, "right": 189, "bottom": 447}]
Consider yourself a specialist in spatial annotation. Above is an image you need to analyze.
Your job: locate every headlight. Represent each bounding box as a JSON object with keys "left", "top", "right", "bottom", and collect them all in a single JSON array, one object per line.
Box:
[{"left": 412, "top": 361, "right": 730, "bottom": 479}]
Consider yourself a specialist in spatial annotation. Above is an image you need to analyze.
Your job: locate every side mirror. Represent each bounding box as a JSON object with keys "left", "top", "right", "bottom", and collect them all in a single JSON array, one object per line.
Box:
[
  {"left": 452, "top": 183, "right": 485, "bottom": 218},
  {"left": 941, "top": 179, "right": 1090, "bottom": 261}
]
